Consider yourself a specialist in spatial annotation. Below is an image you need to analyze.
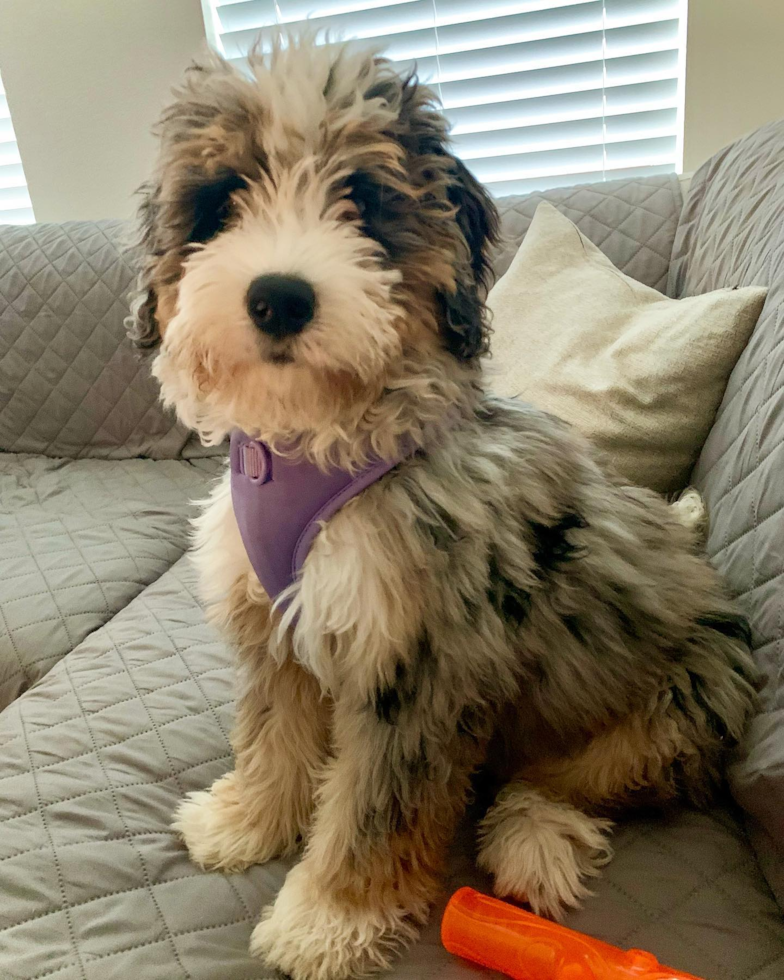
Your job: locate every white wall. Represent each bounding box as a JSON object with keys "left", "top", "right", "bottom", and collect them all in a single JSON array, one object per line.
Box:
[
  {"left": 683, "top": 0, "right": 784, "bottom": 172},
  {"left": 0, "top": 0, "right": 206, "bottom": 222}
]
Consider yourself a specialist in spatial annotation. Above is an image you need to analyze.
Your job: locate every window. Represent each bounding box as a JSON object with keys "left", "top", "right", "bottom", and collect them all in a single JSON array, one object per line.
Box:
[
  {"left": 203, "top": 0, "right": 687, "bottom": 197},
  {"left": 0, "top": 71, "right": 33, "bottom": 225}
]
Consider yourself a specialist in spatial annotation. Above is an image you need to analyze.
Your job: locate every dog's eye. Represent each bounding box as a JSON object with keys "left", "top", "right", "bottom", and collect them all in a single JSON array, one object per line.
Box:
[
  {"left": 344, "top": 171, "right": 408, "bottom": 261},
  {"left": 188, "top": 171, "right": 246, "bottom": 244},
  {"left": 347, "top": 171, "right": 382, "bottom": 223}
]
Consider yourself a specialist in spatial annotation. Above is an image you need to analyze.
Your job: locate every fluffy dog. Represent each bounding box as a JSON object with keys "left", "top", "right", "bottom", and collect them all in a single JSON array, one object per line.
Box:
[{"left": 129, "top": 36, "right": 757, "bottom": 980}]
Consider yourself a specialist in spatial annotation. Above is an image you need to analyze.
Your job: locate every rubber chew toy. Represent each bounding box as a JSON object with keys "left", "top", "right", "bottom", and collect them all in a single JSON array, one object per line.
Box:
[{"left": 441, "top": 888, "right": 705, "bottom": 980}]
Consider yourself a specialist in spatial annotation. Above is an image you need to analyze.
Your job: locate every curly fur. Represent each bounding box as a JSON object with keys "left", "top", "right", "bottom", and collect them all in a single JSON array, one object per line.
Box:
[{"left": 133, "top": 35, "right": 758, "bottom": 980}]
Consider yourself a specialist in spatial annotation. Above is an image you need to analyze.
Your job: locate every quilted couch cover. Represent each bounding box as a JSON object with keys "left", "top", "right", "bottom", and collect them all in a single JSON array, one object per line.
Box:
[
  {"left": 0, "top": 169, "right": 782, "bottom": 980},
  {"left": 669, "top": 118, "right": 784, "bottom": 913}
]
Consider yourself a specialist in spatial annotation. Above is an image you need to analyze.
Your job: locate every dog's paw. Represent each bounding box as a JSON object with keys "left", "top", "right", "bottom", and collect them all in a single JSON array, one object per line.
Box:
[
  {"left": 250, "top": 862, "right": 422, "bottom": 980},
  {"left": 478, "top": 783, "right": 613, "bottom": 919},
  {"left": 671, "top": 488, "right": 708, "bottom": 542},
  {"left": 172, "top": 771, "right": 295, "bottom": 871}
]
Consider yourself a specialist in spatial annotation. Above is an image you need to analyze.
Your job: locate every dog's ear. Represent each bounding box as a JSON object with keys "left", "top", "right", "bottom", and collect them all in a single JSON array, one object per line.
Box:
[
  {"left": 448, "top": 156, "right": 498, "bottom": 289},
  {"left": 126, "top": 181, "right": 163, "bottom": 350},
  {"left": 368, "top": 67, "right": 499, "bottom": 360},
  {"left": 439, "top": 154, "right": 499, "bottom": 361},
  {"left": 127, "top": 279, "right": 160, "bottom": 350}
]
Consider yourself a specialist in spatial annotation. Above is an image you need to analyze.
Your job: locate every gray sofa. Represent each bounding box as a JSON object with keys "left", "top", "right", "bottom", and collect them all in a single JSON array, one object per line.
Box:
[{"left": 1, "top": 120, "right": 783, "bottom": 980}]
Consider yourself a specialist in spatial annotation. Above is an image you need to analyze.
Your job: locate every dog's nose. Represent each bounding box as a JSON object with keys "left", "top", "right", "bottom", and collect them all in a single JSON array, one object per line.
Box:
[{"left": 246, "top": 275, "right": 316, "bottom": 337}]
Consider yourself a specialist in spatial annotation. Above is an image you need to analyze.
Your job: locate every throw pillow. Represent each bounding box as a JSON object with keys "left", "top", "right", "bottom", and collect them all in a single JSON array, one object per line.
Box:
[{"left": 486, "top": 201, "right": 767, "bottom": 493}]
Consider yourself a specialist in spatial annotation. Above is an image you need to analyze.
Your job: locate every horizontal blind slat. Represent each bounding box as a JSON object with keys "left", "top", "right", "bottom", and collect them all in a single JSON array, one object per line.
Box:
[
  {"left": 606, "top": 106, "right": 678, "bottom": 142},
  {"left": 471, "top": 142, "right": 605, "bottom": 183},
  {"left": 449, "top": 78, "right": 678, "bottom": 135},
  {"left": 0, "top": 118, "right": 17, "bottom": 143},
  {"left": 454, "top": 115, "right": 605, "bottom": 160},
  {"left": 397, "top": 31, "right": 677, "bottom": 90},
  {"left": 0, "top": 141, "right": 22, "bottom": 167},
  {"left": 435, "top": 49, "right": 676, "bottom": 111},
  {"left": 221, "top": 1, "right": 436, "bottom": 54},
  {"left": 218, "top": 0, "right": 678, "bottom": 37},
  {"left": 218, "top": 0, "right": 603, "bottom": 40},
  {"left": 0, "top": 185, "right": 31, "bottom": 210},
  {"left": 420, "top": 19, "right": 679, "bottom": 73},
  {"left": 487, "top": 162, "right": 673, "bottom": 198},
  {"left": 430, "top": 3, "right": 604, "bottom": 54},
  {"left": 465, "top": 131, "right": 676, "bottom": 184},
  {"left": 605, "top": 0, "right": 679, "bottom": 27},
  {"left": 0, "top": 207, "right": 35, "bottom": 225},
  {"left": 452, "top": 106, "right": 678, "bottom": 160},
  {"left": 218, "top": 0, "right": 419, "bottom": 31},
  {"left": 605, "top": 133, "right": 676, "bottom": 167},
  {"left": 450, "top": 88, "right": 604, "bottom": 135},
  {"left": 0, "top": 162, "right": 27, "bottom": 189}
]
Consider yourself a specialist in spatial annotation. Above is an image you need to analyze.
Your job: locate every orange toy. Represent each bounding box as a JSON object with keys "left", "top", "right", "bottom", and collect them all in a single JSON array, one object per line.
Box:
[{"left": 441, "top": 888, "right": 705, "bottom": 980}]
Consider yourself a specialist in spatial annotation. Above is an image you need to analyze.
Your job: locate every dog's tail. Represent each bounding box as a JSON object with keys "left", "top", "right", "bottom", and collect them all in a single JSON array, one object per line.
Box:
[{"left": 670, "top": 487, "right": 708, "bottom": 547}]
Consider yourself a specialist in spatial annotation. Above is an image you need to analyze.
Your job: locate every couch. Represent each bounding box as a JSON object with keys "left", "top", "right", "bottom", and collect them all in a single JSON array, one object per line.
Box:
[{"left": 1, "top": 119, "right": 783, "bottom": 980}]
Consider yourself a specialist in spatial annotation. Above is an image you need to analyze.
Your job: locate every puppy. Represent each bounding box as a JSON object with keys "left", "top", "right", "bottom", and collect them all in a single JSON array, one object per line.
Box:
[{"left": 129, "top": 36, "right": 757, "bottom": 980}]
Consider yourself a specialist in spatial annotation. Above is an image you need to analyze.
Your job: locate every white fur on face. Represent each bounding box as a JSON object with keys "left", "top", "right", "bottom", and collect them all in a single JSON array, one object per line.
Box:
[
  {"left": 250, "top": 40, "right": 397, "bottom": 161},
  {"left": 153, "top": 172, "right": 403, "bottom": 447}
]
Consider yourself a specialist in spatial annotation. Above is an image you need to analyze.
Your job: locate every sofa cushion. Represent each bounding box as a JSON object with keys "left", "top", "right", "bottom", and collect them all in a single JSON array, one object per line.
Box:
[
  {"left": 668, "top": 118, "right": 784, "bottom": 907},
  {"left": 0, "top": 220, "right": 198, "bottom": 460},
  {"left": 0, "top": 556, "right": 781, "bottom": 980},
  {"left": 487, "top": 201, "right": 766, "bottom": 493},
  {"left": 493, "top": 173, "right": 682, "bottom": 289},
  {"left": 0, "top": 453, "right": 222, "bottom": 710}
]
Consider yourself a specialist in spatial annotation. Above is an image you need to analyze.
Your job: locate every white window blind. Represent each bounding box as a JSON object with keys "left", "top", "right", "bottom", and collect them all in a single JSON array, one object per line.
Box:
[
  {"left": 0, "top": 72, "right": 34, "bottom": 225},
  {"left": 204, "top": 0, "right": 687, "bottom": 198}
]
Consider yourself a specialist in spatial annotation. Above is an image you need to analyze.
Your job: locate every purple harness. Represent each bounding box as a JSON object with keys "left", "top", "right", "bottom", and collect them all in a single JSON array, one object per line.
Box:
[{"left": 230, "top": 429, "right": 413, "bottom": 604}]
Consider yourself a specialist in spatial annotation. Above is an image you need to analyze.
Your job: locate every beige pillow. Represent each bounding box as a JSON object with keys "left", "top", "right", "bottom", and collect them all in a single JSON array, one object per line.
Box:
[{"left": 486, "top": 201, "right": 767, "bottom": 494}]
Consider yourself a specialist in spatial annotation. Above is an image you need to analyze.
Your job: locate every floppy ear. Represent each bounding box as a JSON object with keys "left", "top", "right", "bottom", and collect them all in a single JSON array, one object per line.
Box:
[
  {"left": 126, "top": 182, "right": 162, "bottom": 350},
  {"left": 437, "top": 155, "right": 499, "bottom": 361},
  {"left": 127, "top": 282, "right": 160, "bottom": 350}
]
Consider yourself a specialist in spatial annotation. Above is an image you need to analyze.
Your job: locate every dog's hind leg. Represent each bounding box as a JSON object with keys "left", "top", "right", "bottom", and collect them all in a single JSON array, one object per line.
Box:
[
  {"left": 477, "top": 704, "right": 699, "bottom": 918},
  {"left": 477, "top": 782, "right": 613, "bottom": 919},
  {"left": 480, "top": 647, "right": 754, "bottom": 920}
]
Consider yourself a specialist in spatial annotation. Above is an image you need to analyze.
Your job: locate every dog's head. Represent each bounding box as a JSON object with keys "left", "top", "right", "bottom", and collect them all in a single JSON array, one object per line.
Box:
[{"left": 130, "top": 37, "right": 498, "bottom": 451}]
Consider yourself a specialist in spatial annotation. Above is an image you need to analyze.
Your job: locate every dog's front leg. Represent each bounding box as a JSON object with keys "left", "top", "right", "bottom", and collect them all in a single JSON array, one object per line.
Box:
[
  {"left": 251, "top": 650, "right": 488, "bottom": 980},
  {"left": 173, "top": 654, "right": 329, "bottom": 871}
]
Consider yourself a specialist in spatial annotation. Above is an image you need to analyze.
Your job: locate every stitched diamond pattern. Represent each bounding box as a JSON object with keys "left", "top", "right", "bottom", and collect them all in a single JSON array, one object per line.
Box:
[
  {"left": 494, "top": 173, "right": 682, "bottom": 291},
  {"left": 0, "top": 557, "right": 780, "bottom": 979},
  {"left": 0, "top": 454, "right": 223, "bottom": 710},
  {"left": 668, "top": 119, "right": 784, "bottom": 906},
  {"left": 0, "top": 558, "right": 276, "bottom": 980},
  {"left": 0, "top": 220, "right": 192, "bottom": 460}
]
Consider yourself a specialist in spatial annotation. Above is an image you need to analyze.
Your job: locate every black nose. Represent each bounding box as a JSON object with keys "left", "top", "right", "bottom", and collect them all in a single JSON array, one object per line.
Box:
[{"left": 246, "top": 275, "right": 316, "bottom": 337}]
